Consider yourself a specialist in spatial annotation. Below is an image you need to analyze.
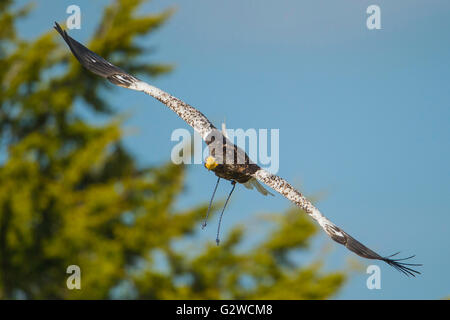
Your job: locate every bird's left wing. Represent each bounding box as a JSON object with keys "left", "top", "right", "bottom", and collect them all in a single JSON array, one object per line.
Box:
[
  {"left": 253, "top": 167, "right": 421, "bottom": 276},
  {"left": 54, "top": 22, "right": 216, "bottom": 140}
]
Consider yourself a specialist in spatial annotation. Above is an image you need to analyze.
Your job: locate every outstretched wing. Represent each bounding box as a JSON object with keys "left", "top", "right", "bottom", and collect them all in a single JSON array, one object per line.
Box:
[
  {"left": 253, "top": 168, "right": 421, "bottom": 276},
  {"left": 54, "top": 22, "right": 216, "bottom": 140}
]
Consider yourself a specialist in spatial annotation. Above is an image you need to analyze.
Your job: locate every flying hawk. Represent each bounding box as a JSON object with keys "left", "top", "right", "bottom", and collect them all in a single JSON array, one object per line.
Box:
[{"left": 54, "top": 22, "right": 421, "bottom": 276}]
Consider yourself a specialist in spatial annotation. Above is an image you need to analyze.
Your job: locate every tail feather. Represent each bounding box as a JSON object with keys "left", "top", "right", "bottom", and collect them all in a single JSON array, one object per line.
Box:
[{"left": 243, "top": 178, "right": 274, "bottom": 196}]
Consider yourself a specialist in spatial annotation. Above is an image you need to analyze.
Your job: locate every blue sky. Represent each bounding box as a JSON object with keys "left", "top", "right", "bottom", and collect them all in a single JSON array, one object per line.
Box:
[{"left": 15, "top": 0, "right": 450, "bottom": 299}]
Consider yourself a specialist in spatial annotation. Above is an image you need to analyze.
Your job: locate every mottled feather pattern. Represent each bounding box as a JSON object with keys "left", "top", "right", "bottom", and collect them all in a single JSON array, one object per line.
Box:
[
  {"left": 139, "top": 84, "right": 216, "bottom": 138},
  {"left": 253, "top": 168, "right": 421, "bottom": 276},
  {"left": 55, "top": 22, "right": 215, "bottom": 137}
]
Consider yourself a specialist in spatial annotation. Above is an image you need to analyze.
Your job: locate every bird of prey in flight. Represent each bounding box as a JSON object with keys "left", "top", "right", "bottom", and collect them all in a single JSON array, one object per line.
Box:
[{"left": 54, "top": 22, "right": 421, "bottom": 276}]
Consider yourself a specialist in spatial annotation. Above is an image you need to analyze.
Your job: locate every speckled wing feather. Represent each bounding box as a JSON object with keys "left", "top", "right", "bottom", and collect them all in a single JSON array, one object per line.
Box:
[
  {"left": 253, "top": 168, "right": 421, "bottom": 276},
  {"left": 54, "top": 22, "right": 215, "bottom": 139}
]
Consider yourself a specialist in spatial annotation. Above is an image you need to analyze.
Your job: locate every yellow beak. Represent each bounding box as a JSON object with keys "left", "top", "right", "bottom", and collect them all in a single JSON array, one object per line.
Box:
[{"left": 205, "top": 156, "right": 218, "bottom": 170}]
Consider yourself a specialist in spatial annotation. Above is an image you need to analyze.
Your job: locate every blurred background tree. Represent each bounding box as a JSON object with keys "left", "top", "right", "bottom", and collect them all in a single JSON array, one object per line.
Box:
[{"left": 0, "top": 0, "right": 346, "bottom": 299}]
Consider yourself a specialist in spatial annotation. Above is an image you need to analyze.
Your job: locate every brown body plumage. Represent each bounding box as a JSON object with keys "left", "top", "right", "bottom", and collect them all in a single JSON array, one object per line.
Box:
[
  {"left": 209, "top": 163, "right": 255, "bottom": 183},
  {"left": 205, "top": 132, "right": 260, "bottom": 183}
]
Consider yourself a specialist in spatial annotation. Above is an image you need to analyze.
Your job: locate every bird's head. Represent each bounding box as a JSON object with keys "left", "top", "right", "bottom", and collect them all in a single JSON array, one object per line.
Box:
[{"left": 205, "top": 156, "right": 218, "bottom": 171}]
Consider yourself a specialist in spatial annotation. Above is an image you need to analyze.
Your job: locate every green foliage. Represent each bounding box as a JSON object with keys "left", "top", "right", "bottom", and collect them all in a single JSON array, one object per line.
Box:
[{"left": 0, "top": 0, "right": 346, "bottom": 299}]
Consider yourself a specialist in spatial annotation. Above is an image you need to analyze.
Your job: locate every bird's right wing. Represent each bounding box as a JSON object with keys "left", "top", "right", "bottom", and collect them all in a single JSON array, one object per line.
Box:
[
  {"left": 54, "top": 22, "right": 216, "bottom": 140},
  {"left": 253, "top": 167, "right": 421, "bottom": 276}
]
